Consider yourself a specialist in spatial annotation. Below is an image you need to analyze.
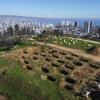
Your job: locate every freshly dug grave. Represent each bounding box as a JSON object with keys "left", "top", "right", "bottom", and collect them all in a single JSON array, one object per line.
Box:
[
  {"left": 41, "top": 53, "right": 47, "bottom": 57},
  {"left": 65, "top": 76, "right": 76, "bottom": 84},
  {"left": 47, "top": 74, "right": 56, "bottom": 82},
  {"left": 70, "top": 53, "right": 79, "bottom": 58},
  {"left": 65, "top": 55, "right": 73, "bottom": 60},
  {"left": 79, "top": 56, "right": 89, "bottom": 63},
  {"left": 64, "top": 83, "right": 74, "bottom": 91},
  {"left": 59, "top": 51, "right": 66, "bottom": 55},
  {"left": 33, "top": 51, "right": 39, "bottom": 55},
  {"left": 26, "top": 65, "right": 33, "bottom": 70},
  {"left": 73, "top": 59, "right": 83, "bottom": 66},
  {"left": 65, "top": 62, "right": 75, "bottom": 70},
  {"left": 59, "top": 68, "right": 69, "bottom": 75},
  {"left": 57, "top": 59, "right": 66, "bottom": 64},
  {"left": 33, "top": 56, "right": 38, "bottom": 60},
  {"left": 45, "top": 57, "right": 51, "bottom": 62},
  {"left": 41, "top": 67, "right": 49, "bottom": 73},
  {"left": 23, "top": 50, "right": 28, "bottom": 54},
  {"left": 51, "top": 62, "right": 59, "bottom": 68},
  {"left": 24, "top": 60, "right": 29, "bottom": 64},
  {"left": 51, "top": 49, "right": 59, "bottom": 53},
  {"left": 22, "top": 56, "right": 26, "bottom": 59},
  {"left": 89, "top": 62, "right": 100, "bottom": 69},
  {"left": 52, "top": 54, "right": 60, "bottom": 58}
]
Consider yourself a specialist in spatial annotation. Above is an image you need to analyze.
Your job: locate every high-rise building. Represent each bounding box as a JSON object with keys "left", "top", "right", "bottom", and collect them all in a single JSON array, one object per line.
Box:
[
  {"left": 74, "top": 21, "right": 78, "bottom": 27},
  {"left": 84, "top": 21, "right": 92, "bottom": 33}
]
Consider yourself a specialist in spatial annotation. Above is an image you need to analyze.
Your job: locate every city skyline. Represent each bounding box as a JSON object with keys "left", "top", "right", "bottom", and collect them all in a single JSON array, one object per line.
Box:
[{"left": 0, "top": 0, "right": 100, "bottom": 18}]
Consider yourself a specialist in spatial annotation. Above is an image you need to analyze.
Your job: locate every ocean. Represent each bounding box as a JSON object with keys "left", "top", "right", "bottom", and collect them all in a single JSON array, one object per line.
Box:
[{"left": 0, "top": 15, "right": 100, "bottom": 27}]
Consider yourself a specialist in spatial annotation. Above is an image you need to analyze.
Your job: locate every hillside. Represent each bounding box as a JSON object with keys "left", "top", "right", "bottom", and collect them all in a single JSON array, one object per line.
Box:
[{"left": 0, "top": 38, "right": 100, "bottom": 100}]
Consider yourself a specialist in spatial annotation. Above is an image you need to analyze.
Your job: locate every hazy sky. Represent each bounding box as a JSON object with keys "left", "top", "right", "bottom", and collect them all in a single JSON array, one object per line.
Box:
[{"left": 0, "top": 0, "right": 99, "bottom": 18}]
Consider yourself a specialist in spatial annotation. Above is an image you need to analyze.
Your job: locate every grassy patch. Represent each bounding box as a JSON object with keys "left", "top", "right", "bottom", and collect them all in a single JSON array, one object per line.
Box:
[
  {"left": 37, "top": 35, "right": 100, "bottom": 51},
  {"left": 0, "top": 58, "right": 65, "bottom": 100}
]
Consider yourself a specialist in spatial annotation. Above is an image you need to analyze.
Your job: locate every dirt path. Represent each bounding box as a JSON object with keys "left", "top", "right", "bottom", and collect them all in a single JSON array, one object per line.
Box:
[
  {"left": 66, "top": 37, "right": 100, "bottom": 45},
  {"left": 0, "top": 94, "right": 7, "bottom": 100},
  {"left": 36, "top": 42, "right": 100, "bottom": 62}
]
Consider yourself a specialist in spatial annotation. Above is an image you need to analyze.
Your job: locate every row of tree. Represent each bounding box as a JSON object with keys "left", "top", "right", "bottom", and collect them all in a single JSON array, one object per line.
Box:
[
  {"left": 0, "top": 24, "right": 35, "bottom": 38},
  {"left": 0, "top": 24, "right": 36, "bottom": 51}
]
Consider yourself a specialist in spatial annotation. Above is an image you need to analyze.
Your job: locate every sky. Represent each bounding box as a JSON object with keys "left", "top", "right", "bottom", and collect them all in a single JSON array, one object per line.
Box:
[{"left": 0, "top": 0, "right": 100, "bottom": 18}]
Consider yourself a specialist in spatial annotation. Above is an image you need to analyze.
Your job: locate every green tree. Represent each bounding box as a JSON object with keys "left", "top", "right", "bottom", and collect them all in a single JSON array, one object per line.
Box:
[
  {"left": 98, "top": 28, "right": 100, "bottom": 39},
  {"left": 7, "top": 26, "right": 14, "bottom": 36},
  {"left": 15, "top": 24, "right": 20, "bottom": 36}
]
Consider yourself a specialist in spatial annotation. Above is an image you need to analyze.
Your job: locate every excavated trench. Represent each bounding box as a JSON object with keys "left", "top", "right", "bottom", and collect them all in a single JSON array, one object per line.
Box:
[
  {"left": 64, "top": 83, "right": 74, "bottom": 91},
  {"left": 24, "top": 60, "right": 29, "bottom": 64},
  {"left": 73, "top": 60, "right": 83, "bottom": 66},
  {"left": 33, "top": 56, "right": 38, "bottom": 60},
  {"left": 59, "top": 69, "right": 69, "bottom": 75},
  {"left": 47, "top": 75, "right": 56, "bottom": 82},
  {"left": 65, "top": 77, "right": 76, "bottom": 84},
  {"left": 41, "top": 67, "right": 49, "bottom": 73},
  {"left": 26, "top": 65, "right": 33, "bottom": 70},
  {"left": 45, "top": 57, "right": 51, "bottom": 62}
]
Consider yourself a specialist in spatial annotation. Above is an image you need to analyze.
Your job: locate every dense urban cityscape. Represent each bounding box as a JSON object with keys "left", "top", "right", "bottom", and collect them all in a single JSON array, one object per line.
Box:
[{"left": 0, "top": 15, "right": 100, "bottom": 41}]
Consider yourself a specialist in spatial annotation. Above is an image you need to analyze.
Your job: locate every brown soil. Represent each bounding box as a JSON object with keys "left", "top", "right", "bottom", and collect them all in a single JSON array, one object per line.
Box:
[
  {"left": 0, "top": 94, "right": 7, "bottom": 100},
  {"left": 36, "top": 42, "right": 100, "bottom": 62},
  {"left": 0, "top": 43, "right": 99, "bottom": 93}
]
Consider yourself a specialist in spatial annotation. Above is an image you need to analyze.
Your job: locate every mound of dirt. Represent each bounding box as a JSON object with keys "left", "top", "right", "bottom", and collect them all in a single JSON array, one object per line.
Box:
[{"left": 0, "top": 93, "right": 7, "bottom": 100}]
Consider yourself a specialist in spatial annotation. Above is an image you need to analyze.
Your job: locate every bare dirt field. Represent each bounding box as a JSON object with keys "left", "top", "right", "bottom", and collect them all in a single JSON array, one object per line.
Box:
[
  {"left": 0, "top": 44, "right": 100, "bottom": 99},
  {"left": 36, "top": 42, "right": 100, "bottom": 62}
]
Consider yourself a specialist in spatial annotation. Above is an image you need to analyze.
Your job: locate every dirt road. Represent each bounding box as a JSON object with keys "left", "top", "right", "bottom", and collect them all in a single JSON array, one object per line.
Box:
[
  {"left": 66, "top": 37, "right": 100, "bottom": 45},
  {"left": 36, "top": 42, "right": 100, "bottom": 62}
]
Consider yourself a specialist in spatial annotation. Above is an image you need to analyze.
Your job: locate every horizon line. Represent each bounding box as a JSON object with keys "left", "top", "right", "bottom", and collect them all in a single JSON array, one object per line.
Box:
[{"left": 0, "top": 14, "right": 100, "bottom": 19}]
